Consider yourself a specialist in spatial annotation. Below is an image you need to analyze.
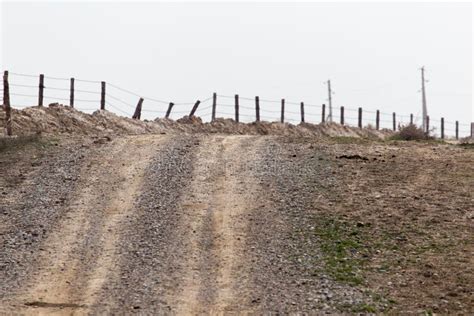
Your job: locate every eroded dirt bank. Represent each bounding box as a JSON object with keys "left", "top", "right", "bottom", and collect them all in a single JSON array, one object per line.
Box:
[
  {"left": 1, "top": 104, "right": 392, "bottom": 139},
  {"left": 0, "top": 133, "right": 472, "bottom": 314}
]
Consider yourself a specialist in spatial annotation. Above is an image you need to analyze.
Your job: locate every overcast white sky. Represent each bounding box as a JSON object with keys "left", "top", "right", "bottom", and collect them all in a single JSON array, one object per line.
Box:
[{"left": 1, "top": 1, "right": 472, "bottom": 135}]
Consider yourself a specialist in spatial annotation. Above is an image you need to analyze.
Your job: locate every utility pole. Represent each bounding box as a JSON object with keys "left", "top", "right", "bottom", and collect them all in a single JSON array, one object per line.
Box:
[
  {"left": 421, "top": 66, "right": 428, "bottom": 132},
  {"left": 327, "top": 80, "right": 333, "bottom": 122}
]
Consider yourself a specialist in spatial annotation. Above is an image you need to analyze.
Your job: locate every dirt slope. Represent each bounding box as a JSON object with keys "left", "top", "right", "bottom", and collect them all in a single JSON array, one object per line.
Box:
[
  {"left": 0, "top": 133, "right": 472, "bottom": 314},
  {"left": 1, "top": 104, "right": 392, "bottom": 138}
]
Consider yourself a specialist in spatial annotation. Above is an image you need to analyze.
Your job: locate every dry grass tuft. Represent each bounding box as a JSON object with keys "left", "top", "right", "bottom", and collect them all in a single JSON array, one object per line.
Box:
[{"left": 391, "top": 124, "right": 432, "bottom": 141}]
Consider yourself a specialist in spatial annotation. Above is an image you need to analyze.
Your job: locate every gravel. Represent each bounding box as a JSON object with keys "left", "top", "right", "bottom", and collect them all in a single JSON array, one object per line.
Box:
[
  {"left": 0, "top": 138, "right": 91, "bottom": 297},
  {"left": 242, "top": 136, "right": 380, "bottom": 313},
  {"left": 92, "top": 135, "right": 198, "bottom": 314},
  {"left": 1, "top": 133, "right": 471, "bottom": 314}
]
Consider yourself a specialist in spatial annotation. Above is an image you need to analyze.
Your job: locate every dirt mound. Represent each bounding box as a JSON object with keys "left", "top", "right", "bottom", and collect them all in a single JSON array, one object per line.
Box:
[
  {"left": 176, "top": 115, "right": 203, "bottom": 125},
  {"left": 299, "top": 122, "right": 390, "bottom": 138},
  {"left": 1, "top": 104, "right": 164, "bottom": 136},
  {"left": 156, "top": 117, "right": 392, "bottom": 138},
  {"left": 1, "top": 104, "right": 392, "bottom": 138}
]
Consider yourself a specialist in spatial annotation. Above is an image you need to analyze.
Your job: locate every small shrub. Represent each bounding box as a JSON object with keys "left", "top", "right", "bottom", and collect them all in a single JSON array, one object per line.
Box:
[
  {"left": 391, "top": 124, "right": 432, "bottom": 141},
  {"left": 459, "top": 137, "right": 474, "bottom": 149}
]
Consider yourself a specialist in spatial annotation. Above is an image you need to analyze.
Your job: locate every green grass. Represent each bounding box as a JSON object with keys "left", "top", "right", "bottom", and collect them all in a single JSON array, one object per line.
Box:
[
  {"left": 351, "top": 302, "right": 377, "bottom": 313},
  {"left": 314, "top": 217, "right": 367, "bottom": 286}
]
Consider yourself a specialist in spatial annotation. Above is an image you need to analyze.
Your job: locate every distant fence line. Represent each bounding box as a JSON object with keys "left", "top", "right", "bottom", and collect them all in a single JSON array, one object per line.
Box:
[{"left": 1, "top": 70, "right": 473, "bottom": 139}]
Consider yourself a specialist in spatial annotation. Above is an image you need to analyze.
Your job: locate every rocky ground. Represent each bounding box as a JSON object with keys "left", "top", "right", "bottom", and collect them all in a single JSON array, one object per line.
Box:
[{"left": 0, "top": 127, "right": 472, "bottom": 314}]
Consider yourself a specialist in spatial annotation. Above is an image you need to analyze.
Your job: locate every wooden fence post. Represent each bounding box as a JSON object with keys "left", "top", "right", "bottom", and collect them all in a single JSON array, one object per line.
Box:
[
  {"left": 255, "top": 96, "right": 260, "bottom": 122},
  {"left": 455, "top": 121, "right": 459, "bottom": 140},
  {"left": 211, "top": 93, "right": 217, "bottom": 121},
  {"left": 376, "top": 110, "right": 380, "bottom": 130},
  {"left": 100, "top": 81, "right": 106, "bottom": 110},
  {"left": 340, "top": 106, "right": 344, "bottom": 125},
  {"left": 132, "top": 98, "right": 144, "bottom": 119},
  {"left": 3, "top": 71, "right": 12, "bottom": 136},
  {"left": 189, "top": 100, "right": 201, "bottom": 117},
  {"left": 322, "top": 104, "right": 326, "bottom": 123},
  {"left": 38, "top": 74, "right": 44, "bottom": 107},
  {"left": 70, "top": 78, "right": 74, "bottom": 107},
  {"left": 165, "top": 102, "right": 174, "bottom": 119},
  {"left": 234, "top": 94, "right": 239, "bottom": 122},
  {"left": 441, "top": 117, "right": 444, "bottom": 139},
  {"left": 426, "top": 115, "right": 430, "bottom": 134},
  {"left": 392, "top": 112, "right": 396, "bottom": 131},
  {"left": 300, "top": 102, "right": 305, "bottom": 123},
  {"left": 358, "top": 107, "right": 362, "bottom": 128},
  {"left": 280, "top": 98, "right": 285, "bottom": 123},
  {"left": 410, "top": 113, "right": 413, "bottom": 125}
]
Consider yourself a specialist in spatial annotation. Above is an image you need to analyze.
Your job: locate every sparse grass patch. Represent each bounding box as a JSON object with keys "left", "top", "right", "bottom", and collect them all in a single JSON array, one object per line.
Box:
[
  {"left": 351, "top": 302, "right": 377, "bottom": 313},
  {"left": 312, "top": 140, "right": 474, "bottom": 313},
  {"left": 313, "top": 217, "right": 368, "bottom": 286},
  {"left": 0, "top": 134, "right": 58, "bottom": 153},
  {"left": 459, "top": 137, "right": 474, "bottom": 149},
  {"left": 329, "top": 136, "right": 372, "bottom": 145}
]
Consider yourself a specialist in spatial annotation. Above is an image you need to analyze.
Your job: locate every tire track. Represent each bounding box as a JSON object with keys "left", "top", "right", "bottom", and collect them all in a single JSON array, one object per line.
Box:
[
  {"left": 4, "top": 135, "right": 166, "bottom": 314},
  {"left": 91, "top": 135, "right": 199, "bottom": 313},
  {"left": 175, "top": 135, "right": 260, "bottom": 314}
]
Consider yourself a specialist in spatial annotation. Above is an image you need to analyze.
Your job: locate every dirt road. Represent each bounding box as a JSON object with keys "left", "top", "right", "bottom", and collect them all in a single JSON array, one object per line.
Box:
[
  {"left": 1, "top": 134, "right": 280, "bottom": 314},
  {"left": 0, "top": 134, "right": 472, "bottom": 314}
]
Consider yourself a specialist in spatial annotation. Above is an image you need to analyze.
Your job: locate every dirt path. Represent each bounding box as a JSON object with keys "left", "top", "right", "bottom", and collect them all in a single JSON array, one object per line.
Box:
[
  {"left": 174, "top": 135, "right": 258, "bottom": 314},
  {"left": 0, "top": 134, "right": 374, "bottom": 314},
  {"left": 1, "top": 135, "right": 166, "bottom": 314},
  {"left": 2, "top": 133, "right": 471, "bottom": 314}
]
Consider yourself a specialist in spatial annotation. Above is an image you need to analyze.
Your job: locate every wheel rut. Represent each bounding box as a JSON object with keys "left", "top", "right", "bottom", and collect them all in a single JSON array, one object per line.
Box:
[
  {"left": 5, "top": 135, "right": 166, "bottom": 314},
  {"left": 174, "top": 135, "right": 260, "bottom": 314},
  {"left": 1, "top": 134, "right": 267, "bottom": 314}
]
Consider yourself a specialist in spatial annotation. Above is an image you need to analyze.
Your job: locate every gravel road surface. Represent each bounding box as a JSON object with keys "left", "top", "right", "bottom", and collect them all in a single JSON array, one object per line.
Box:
[{"left": 0, "top": 134, "right": 472, "bottom": 314}]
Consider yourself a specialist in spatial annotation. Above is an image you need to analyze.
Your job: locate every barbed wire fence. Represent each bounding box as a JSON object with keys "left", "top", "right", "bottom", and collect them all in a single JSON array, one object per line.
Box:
[{"left": 1, "top": 70, "right": 472, "bottom": 138}]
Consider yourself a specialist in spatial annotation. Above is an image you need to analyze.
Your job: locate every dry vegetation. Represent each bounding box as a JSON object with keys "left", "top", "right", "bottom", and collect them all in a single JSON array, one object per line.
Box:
[{"left": 391, "top": 123, "right": 433, "bottom": 141}]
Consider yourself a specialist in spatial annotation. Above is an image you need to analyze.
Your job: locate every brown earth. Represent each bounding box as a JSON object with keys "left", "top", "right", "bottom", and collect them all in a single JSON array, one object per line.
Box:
[
  {"left": 1, "top": 104, "right": 392, "bottom": 138},
  {"left": 0, "top": 107, "right": 472, "bottom": 314}
]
